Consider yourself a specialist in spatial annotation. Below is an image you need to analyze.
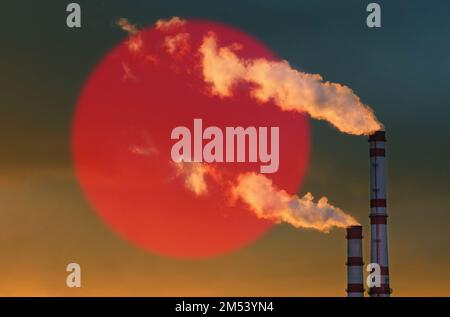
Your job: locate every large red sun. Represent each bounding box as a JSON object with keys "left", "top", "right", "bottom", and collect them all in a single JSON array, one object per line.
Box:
[{"left": 72, "top": 20, "right": 310, "bottom": 259}]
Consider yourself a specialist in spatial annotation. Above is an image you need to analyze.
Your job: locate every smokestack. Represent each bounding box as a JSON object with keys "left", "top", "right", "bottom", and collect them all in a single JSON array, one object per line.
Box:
[
  {"left": 346, "top": 225, "right": 364, "bottom": 297},
  {"left": 368, "top": 131, "right": 391, "bottom": 297}
]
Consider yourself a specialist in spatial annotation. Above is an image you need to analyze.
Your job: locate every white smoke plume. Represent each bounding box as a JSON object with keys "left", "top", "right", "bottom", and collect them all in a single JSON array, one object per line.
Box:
[
  {"left": 170, "top": 161, "right": 358, "bottom": 232},
  {"left": 113, "top": 17, "right": 365, "bottom": 231},
  {"left": 164, "top": 33, "right": 191, "bottom": 55},
  {"left": 232, "top": 172, "right": 359, "bottom": 232},
  {"left": 199, "top": 33, "right": 383, "bottom": 135},
  {"left": 116, "top": 18, "right": 139, "bottom": 35},
  {"left": 155, "top": 16, "right": 186, "bottom": 32},
  {"left": 172, "top": 161, "right": 220, "bottom": 196},
  {"left": 116, "top": 18, "right": 143, "bottom": 53}
]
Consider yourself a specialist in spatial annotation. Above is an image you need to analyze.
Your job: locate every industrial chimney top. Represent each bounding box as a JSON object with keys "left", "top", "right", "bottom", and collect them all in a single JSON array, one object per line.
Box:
[
  {"left": 368, "top": 130, "right": 386, "bottom": 142},
  {"left": 346, "top": 225, "right": 363, "bottom": 239}
]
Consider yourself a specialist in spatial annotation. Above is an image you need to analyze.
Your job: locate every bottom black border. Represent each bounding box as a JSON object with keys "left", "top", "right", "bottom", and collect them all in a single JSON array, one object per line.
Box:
[{"left": 1, "top": 297, "right": 449, "bottom": 314}]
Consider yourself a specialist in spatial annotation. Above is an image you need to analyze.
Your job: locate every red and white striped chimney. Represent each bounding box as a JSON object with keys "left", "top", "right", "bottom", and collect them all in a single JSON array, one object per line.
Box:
[
  {"left": 346, "top": 225, "right": 364, "bottom": 297},
  {"left": 368, "top": 131, "right": 391, "bottom": 297}
]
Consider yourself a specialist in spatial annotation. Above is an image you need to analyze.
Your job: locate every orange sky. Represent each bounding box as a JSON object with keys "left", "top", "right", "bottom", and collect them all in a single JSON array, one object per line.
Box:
[{"left": 1, "top": 168, "right": 449, "bottom": 296}]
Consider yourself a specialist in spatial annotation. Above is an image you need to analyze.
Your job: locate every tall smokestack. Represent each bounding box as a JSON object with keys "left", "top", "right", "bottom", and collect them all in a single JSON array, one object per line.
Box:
[
  {"left": 346, "top": 225, "right": 364, "bottom": 297},
  {"left": 368, "top": 131, "right": 391, "bottom": 297}
]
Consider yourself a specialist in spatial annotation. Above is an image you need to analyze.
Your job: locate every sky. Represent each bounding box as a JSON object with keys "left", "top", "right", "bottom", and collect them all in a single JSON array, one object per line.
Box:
[{"left": 1, "top": 0, "right": 449, "bottom": 296}]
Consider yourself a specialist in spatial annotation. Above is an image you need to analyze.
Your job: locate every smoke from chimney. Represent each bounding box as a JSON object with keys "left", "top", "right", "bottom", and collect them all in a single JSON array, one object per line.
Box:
[
  {"left": 115, "top": 17, "right": 384, "bottom": 235},
  {"left": 232, "top": 172, "right": 358, "bottom": 232},
  {"left": 200, "top": 33, "right": 383, "bottom": 136}
]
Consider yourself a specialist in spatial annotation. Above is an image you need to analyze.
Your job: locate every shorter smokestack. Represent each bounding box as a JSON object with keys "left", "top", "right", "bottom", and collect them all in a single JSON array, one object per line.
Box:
[{"left": 346, "top": 225, "right": 364, "bottom": 297}]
